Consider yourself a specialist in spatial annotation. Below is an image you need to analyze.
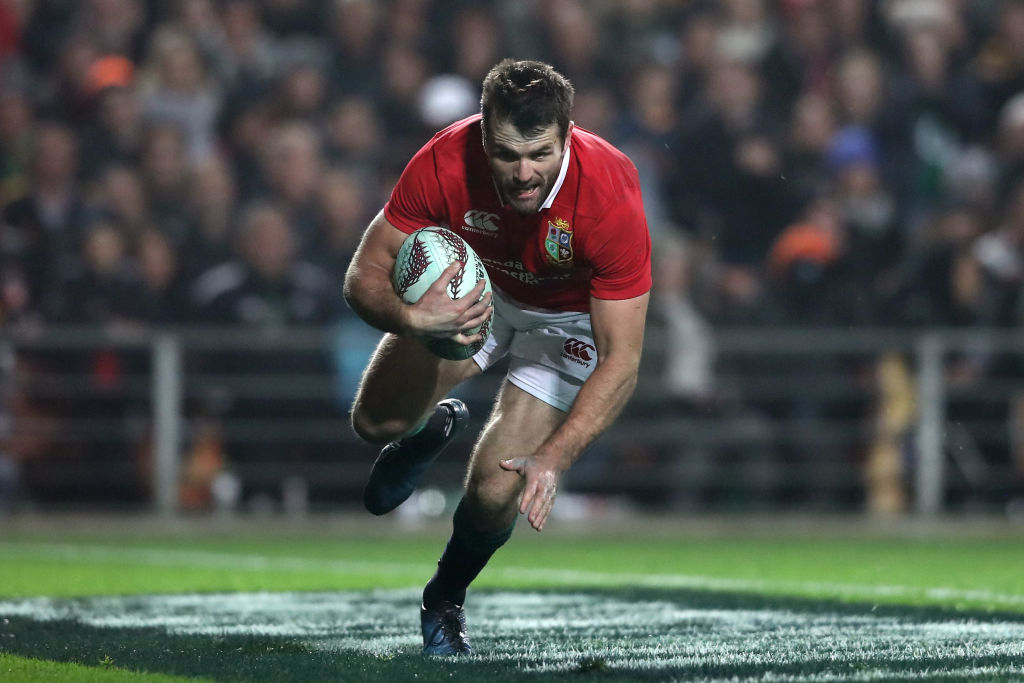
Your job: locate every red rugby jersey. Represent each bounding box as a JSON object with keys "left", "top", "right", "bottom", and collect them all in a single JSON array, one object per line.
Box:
[{"left": 384, "top": 115, "right": 651, "bottom": 312}]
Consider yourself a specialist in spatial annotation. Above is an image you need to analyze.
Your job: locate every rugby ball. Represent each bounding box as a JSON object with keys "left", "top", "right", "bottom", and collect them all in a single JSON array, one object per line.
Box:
[{"left": 392, "top": 227, "right": 492, "bottom": 360}]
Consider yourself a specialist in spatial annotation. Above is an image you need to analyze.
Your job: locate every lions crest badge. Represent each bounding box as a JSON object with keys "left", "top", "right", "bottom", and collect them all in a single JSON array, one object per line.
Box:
[{"left": 544, "top": 217, "right": 574, "bottom": 267}]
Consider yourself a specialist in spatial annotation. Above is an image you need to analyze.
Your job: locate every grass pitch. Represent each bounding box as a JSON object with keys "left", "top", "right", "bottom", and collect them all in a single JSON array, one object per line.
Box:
[{"left": 2, "top": 515, "right": 1024, "bottom": 681}]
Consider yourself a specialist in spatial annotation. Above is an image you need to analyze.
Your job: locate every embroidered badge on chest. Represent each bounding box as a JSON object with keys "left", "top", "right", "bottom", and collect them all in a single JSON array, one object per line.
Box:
[{"left": 544, "top": 217, "right": 574, "bottom": 267}]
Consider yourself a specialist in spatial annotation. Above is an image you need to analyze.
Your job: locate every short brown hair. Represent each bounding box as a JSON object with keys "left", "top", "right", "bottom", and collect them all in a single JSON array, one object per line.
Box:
[{"left": 480, "top": 59, "right": 575, "bottom": 142}]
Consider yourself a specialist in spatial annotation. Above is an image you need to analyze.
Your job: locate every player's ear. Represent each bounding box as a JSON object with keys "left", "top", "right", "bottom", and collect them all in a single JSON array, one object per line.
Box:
[{"left": 562, "top": 122, "right": 574, "bottom": 153}]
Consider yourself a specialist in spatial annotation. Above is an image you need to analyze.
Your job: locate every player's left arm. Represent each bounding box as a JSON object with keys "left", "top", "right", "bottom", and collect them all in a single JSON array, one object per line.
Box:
[{"left": 500, "top": 291, "right": 649, "bottom": 531}]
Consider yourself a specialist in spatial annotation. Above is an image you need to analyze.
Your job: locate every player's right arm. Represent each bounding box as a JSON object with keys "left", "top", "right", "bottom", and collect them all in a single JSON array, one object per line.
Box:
[{"left": 343, "top": 210, "right": 491, "bottom": 342}]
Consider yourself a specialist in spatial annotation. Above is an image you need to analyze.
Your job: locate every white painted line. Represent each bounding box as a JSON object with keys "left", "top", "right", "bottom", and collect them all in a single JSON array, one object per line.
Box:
[
  {"left": 2, "top": 541, "right": 1024, "bottom": 609},
  {"left": 2, "top": 588, "right": 1024, "bottom": 680}
]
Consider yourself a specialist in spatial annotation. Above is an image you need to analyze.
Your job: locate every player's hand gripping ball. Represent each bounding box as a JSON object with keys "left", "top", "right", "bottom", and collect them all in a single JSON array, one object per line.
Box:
[{"left": 392, "top": 227, "right": 492, "bottom": 360}]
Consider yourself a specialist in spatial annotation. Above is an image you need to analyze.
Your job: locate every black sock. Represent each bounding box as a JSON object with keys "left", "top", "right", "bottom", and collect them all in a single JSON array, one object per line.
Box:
[{"left": 422, "top": 497, "right": 515, "bottom": 608}]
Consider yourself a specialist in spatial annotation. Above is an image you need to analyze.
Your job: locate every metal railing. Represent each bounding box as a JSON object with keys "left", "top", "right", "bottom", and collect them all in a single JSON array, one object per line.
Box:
[{"left": 1, "top": 323, "right": 1022, "bottom": 516}]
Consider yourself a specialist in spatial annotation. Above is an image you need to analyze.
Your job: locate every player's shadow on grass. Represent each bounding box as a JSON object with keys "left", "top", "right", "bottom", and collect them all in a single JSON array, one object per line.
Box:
[{"left": 2, "top": 588, "right": 1024, "bottom": 682}]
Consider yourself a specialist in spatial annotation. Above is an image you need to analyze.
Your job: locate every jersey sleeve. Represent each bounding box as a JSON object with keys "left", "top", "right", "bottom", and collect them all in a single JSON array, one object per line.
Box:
[
  {"left": 383, "top": 139, "right": 446, "bottom": 234},
  {"left": 585, "top": 195, "right": 652, "bottom": 300}
]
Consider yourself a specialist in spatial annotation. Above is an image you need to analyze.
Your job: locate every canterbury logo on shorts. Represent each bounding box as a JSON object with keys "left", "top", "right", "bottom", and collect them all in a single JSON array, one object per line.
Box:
[{"left": 561, "top": 337, "right": 596, "bottom": 367}]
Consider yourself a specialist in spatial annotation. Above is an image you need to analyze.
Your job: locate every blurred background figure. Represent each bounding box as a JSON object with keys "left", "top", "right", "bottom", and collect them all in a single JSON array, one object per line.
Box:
[
  {"left": 255, "top": 121, "right": 323, "bottom": 248},
  {"left": 92, "top": 163, "right": 151, "bottom": 243},
  {"left": 651, "top": 232, "right": 716, "bottom": 410},
  {"left": 323, "top": 94, "right": 385, "bottom": 185},
  {"left": 137, "top": 26, "right": 222, "bottom": 164},
  {"left": 188, "top": 203, "right": 341, "bottom": 511},
  {"left": 138, "top": 123, "right": 192, "bottom": 242},
  {"left": 997, "top": 92, "right": 1024, "bottom": 199},
  {"left": 181, "top": 153, "right": 239, "bottom": 279},
  {"left": 189, "top": 201, "right": 337, "bottom": 328},
  {"left": 3, "top": 121, "right": 87, "bottom": 311},
  {"left": 33, "top": 217, "right": 149, "bottom": 503},
  {"left": 79, "top": 72, "right": 143, "bottom": 178},
  {"left": 825, "top": 125, "right": 901, "bottom": 324}
]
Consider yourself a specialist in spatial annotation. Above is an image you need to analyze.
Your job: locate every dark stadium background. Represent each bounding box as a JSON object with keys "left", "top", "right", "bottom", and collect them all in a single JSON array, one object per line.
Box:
[{"left": 1, "top": 0, "right": 1024, "bottom": 521}]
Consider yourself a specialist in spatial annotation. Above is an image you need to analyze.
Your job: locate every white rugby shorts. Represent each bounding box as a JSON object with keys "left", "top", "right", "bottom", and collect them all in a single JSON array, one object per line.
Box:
[{"left": 472, "top": 287, "right": 597, "bottom": 412}]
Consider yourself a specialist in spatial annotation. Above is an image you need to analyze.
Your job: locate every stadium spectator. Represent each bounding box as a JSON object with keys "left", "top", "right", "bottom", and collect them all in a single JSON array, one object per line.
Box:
[
  {"left": 783, "top": 92, "right": 839, "bottom": 200},
  {"left": 210, "top": 0, "right": 282, "bottom": 98},
  {"left": 137, "top": 26, "right": 222, "bottom": 164},
  {"left": 189, "top": 201, "right": 336, "bottom": 326},
  {"left": 272, "top": 57, "right": 330, "bottom": 124},
  {"left": 257, "top": 121, "right": 322, "bottom": 249},
  {"left": 570, "top": 83, "right": 616, "bottom": 141},
  {"left": 322, "top": 94, "right": 385, "bottom": 179},
  {"left": 92, "top": 163, "right": 151, "bottom": 244},
  {"left": 665, "top": 55, "right": 801, "bottom": 328},
  {"left": 44, "top": 217, "right": 142, "bottom": 325},
  {"left": 258, "top": 0, "right": 325, "bottom": 39},
  {"left": 674, "top": 7, "right": 721, "bottom": 114},
  {"left": 384, "top": 0, "right": 431, "bottom": 52},
  {"left": 135, "top": 227, "right": 189, "bottom": 325},
  {"left": 168, "top": 0, "right": 228, "bottom": 65},
  {"left": 74, "top": 0, "right": 147, "bottom": 63},
  {"left": 943, "top": 145, "right": 1001, "bottom": 218},
  {"left": 997, "top": 92, "right": 1024, "bottom": 199},
  {"left": 79, "top": 83, "right": 146, "bottom": 178},
  {"left": 900, "top": 202, "right": 989, "bottom": 331},
  {"left": 444, "top": 7, "right": 506, "bottom": 84},
  {"left": 189, "top": 202, "right": 341, "bottom": 506},
  {"left": 826, "top": 125, "right": 902, "bottom": 323},
  {"left": 3, "top": 121, "right": 88, "bottom": 308},
  {"left": 669, "top": 56, "right": 799, "bottom": 267},
  {"left": 832, "top": 47, "right": 891, "bottom": 134},
  {"left": 41, "top": 217, "right": 150, "bottom": 499},
  {"left": 887, "top": 22, "right": 987, "bottom": 228},
  {"left": 717, "top": 0, "right": 777, "bottom": 67},
  {"left": 309, "top": 167, "right": 371, "bottom": 276},
  {"left": 767, "top": 195, "right": 848, "bottom": 326},
  {"left": 973, "top": 176, "right": 1024, "bottom": 328},
  {"left": 40, "top": 34, "right": 105, "bottom": 125},
  {"left": 650, "top": 231, "right": 717, "bottom": 407},
  {"left": 536, "top": 0, "right": 615, "bottom": 87},
  {"left": 377, "top": 43, "right": 432, "bottom": 157},
  {"left": 180, "top": 153, "right": 239, "bottom": 280},
  {"left": 970, "top": 0, "right": 1024, "bottom": 132},
  {"left": 0, "top": 87, "right": 35, "bottom": 204},
  {"left": 614, "top": 62, "right": 682, "bottom": 227},
  {"left": 828, "top": 0, "right": 887, "bottom": 53},
  {"left": 138, "top": 122, "right": 192, "bottom": 242},
  {"left": 325, "top": 0, "right": 382, "bottom": 98}
]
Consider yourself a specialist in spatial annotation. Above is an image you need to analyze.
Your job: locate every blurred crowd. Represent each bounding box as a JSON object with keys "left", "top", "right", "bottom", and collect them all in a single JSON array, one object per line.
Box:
[
  {"left": 1, "top": 0, "right": 1023, "bottom": 336},
  {"left": 3, "top": 0, "right": 1024, "bottom": 508}
]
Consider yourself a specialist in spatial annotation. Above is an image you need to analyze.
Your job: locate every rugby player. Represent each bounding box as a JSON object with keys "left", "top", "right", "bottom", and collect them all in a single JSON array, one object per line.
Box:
[{"left": 344, "top": 59, "right": 652, "bottom": 655}]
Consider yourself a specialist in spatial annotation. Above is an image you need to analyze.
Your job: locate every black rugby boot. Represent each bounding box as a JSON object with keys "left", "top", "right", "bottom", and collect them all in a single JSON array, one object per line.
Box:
[{"left": 363, "top": 399, "right": 468, "bottom": 515}]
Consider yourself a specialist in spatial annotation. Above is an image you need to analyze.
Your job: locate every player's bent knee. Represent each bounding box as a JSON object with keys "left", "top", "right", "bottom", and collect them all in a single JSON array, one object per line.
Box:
[
  {"left": 350, "top": 406, "right": 416, "bottom": 444},
  {"left": 466, "top": 468, "right": 523, "bottom": 511}
]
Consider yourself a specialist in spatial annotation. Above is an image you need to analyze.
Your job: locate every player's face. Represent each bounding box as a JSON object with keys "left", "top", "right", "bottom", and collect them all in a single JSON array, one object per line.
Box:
[{"left": 484, "top": 119, "right": 570, "bottom": 214}]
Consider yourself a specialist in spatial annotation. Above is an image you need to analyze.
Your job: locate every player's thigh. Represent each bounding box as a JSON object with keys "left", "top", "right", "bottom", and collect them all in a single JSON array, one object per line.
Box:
[
  {"left": 465, "top": 380, "right": 566, "bottom": 510},
  {"left": 352, "top": 333, "right": 480, "bottom": 441}
]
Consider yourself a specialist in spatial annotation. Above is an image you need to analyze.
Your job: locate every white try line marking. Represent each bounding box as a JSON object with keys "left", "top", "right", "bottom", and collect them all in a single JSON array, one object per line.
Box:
[{"left": 2, "top": 541, "right": 1024, "bottom": 608}]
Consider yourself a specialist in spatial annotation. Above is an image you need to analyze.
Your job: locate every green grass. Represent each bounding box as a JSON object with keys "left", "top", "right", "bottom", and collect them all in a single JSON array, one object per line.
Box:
[
  {"left": 2, "top": 516, "right": 1024, "bottom": 681},
  {"left": 2, "top": 523, "right": 1024, "bottom": 610},
  {"left": 0, "top": 654, "right": 207, "bottom": 682}
]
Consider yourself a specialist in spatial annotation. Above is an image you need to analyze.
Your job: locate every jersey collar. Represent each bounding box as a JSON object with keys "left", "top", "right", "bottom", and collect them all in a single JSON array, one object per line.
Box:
[{"left": 539, "top": 129, "right": 572, "bottom": 212}]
